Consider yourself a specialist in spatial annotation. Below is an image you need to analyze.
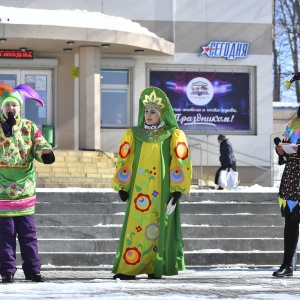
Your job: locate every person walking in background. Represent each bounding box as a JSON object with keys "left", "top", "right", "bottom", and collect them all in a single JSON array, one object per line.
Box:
[
  {"left": 272, "top": 105, "right": 300, "bottom": 278},
  {"left": 112, "top": 86, "right": 192, "bottom": 280},
  {"left": 0, "top": 84, "right": 55, "bottom": 284},
  {"left": 214, "top": 134, "right": 236, "bottom": 190}
]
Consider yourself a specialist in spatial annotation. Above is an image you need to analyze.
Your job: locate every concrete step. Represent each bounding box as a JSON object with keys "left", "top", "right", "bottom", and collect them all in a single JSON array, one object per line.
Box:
[
  {"left": 35, "top": 191, "right": 278, "bottom": 203},
  {"left": 34, "top": 202, "right": 280, "bottom": 215},
  {"left": 37, "top": 182, "right": 113, "bottom": 188},
  {"left": 15, "top": 190, "right": 286, "bottom": 267},
  {"left": 18, "top": 238, "right": 284, "bottom": 252},
  {"left": 35, "top": 225, "right": 284, "bottom": 239},
  {"left": 35, "top": 162, "right": 116, "bottom": 169},
  {"left": 16, "top": 252, "right": 284, "bottom": 267},
  {"left": 35, "top": 213, "right": 283, "bottom": 227},
  {"left": 34, "top": 151, "right": 117, "bottom": 189}
]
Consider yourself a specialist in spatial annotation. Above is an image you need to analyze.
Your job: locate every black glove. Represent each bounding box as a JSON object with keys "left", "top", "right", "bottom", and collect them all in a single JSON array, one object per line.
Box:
[
  {"left": 41, "top": 152, "right": 55, "bottom": 164},
  {"left": 172, "top": 191, "right": 181, "bottom": 205},
  {"left": 7, "top": 112, "right": 16, "bottom": 127},
  {"left": 118, "top": 190, "right": 129, "bottom": 202}
]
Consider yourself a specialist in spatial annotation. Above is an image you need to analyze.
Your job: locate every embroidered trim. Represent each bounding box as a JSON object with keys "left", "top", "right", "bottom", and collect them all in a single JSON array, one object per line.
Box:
[{"left": 143, "top": 121, "right": 163, "bottom": 130}]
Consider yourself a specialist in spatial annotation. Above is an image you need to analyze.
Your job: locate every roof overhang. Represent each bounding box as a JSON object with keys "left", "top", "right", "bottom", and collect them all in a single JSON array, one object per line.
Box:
[{"left": 0, "top": 23, "right": 174, "bottom": 56}]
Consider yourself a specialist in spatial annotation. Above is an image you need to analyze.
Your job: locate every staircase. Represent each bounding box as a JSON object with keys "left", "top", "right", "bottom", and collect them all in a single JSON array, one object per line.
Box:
[
  {"left": 16, "top": 190, "right": 287, "bottom": 270},
  {"left": 34, "top": 150, "right": 117, "bottom": 188}
]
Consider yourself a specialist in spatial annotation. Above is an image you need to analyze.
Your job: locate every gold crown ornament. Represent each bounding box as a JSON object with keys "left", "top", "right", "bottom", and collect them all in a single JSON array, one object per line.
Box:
[{"left": 142, "top": 89, "right": 165, "bottom": 110}]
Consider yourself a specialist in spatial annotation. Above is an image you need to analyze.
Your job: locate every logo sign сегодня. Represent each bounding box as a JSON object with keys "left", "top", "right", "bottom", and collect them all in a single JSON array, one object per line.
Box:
[{"left": 199, "top": 41, "right": 249, "bottom": 60}]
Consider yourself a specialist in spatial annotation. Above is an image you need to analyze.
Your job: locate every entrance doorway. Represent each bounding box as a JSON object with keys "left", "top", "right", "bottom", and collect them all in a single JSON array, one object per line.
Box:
[{"left": 0, "top": 69, "right": 52, "bottom": 128}]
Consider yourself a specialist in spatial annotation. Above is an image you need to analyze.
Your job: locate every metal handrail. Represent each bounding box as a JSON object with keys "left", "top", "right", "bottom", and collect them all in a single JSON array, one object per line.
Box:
[{"left": 187, "top": 135, "right": 271, "bottom": 187}]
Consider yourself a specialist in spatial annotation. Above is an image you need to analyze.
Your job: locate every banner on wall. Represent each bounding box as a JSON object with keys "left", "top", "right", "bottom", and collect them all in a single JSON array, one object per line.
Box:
[{"left": 149, "top": 71, "right": 251, "bottom": 132}]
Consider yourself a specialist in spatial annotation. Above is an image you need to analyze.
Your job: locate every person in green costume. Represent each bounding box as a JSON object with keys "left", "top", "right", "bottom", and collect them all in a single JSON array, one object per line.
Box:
[
  {"left": 112, "top": 86, "right": 192, "bottom": 280},
  {"left": 0, "top": 84, "right": 55, "bottom": 284}
]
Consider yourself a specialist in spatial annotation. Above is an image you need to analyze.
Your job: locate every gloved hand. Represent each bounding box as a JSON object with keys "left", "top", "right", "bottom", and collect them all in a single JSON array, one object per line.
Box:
[
  {"left": 118, "top": 190, "right": 129, "bottom": 202},
  {"left": 7, "top": 112, "right": 16, "bottom": 127},
  {"left": 172, "top": 191, "right": 181, "bottom": 205},
  {"left": 41, "top": 152, "right": 55, "bottom": 164}
]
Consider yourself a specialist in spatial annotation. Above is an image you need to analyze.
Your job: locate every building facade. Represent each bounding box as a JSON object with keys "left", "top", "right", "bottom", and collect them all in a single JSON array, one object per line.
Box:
[{"left": 0, "top": 0, "right": 273, "bottom": 186}]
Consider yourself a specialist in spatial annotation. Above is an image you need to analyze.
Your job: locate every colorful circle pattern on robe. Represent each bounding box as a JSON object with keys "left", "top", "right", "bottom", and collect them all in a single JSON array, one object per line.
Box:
[
  {"left": 174, "top": 142, "right": 189, "bottom": 160},
  {"left": 170, "top": 166, "right": 184, "bottom": 184},
  {"left": 134, "top": 193, "right": 152, "bottom": 212},
  {"left": 123, "top": 247, "right": 141, "bottom": 265},
  {"left": 119, "top": 141, "right": 131, "bottom": 159},
  {"left": 145, "top": 223, "right": 160, "bottom": 242},
  {"left": 116, "top": 166, "right": 132, "bottom": 184}
]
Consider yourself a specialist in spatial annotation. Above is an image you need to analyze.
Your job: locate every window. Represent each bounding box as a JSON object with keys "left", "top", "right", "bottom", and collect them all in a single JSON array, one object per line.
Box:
[{"left": 100, "top": 69, "right": 130, "bottom": 128}]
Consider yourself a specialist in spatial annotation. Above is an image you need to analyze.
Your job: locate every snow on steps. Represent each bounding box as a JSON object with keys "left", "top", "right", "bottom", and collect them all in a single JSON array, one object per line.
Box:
[{"left": 16, "top": 188, "right": 285, "bottom": 270}]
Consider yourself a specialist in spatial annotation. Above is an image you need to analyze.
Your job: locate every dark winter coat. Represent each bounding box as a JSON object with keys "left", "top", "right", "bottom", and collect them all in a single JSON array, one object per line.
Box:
[{"left": 219, "top": 139, "right": 236, "bottom": 168}]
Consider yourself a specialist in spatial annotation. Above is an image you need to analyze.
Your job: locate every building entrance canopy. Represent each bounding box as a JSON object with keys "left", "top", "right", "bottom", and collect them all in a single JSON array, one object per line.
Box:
[{"left": 0, "top": 5, "right": 174, "bottom": 56}]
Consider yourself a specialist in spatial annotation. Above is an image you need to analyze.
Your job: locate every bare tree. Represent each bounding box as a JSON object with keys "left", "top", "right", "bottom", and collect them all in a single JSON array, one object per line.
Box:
[
  {"left": 274, "top": 0, "right": 300, "bottom": 102},
  {"left": 273, "top": 0, "right": 281, "bottom": 102}
]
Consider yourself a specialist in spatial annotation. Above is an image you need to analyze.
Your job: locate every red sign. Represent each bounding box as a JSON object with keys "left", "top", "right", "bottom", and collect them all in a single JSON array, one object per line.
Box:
[{"left": 0, "top": 50, "right": 33, "bottom": 59}]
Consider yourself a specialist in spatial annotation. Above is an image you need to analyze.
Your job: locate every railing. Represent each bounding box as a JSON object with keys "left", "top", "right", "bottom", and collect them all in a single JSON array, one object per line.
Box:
[{"left": 187, "top": 136, "right": 272, "bottom": 188}]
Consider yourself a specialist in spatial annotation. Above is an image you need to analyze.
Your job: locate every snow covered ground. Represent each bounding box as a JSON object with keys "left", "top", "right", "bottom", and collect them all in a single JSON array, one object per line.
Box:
[
  {"left": 36, "top": 184, "right": 279, "bottom": 194},
  {"left": 1, "top": 268, "right": 300, "bottom": 299}
]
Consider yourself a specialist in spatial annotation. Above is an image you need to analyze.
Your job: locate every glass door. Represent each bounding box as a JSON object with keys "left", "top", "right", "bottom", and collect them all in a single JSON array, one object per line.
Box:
[{"left": 0, "top": 69, "right": 52, "bottom": 128}]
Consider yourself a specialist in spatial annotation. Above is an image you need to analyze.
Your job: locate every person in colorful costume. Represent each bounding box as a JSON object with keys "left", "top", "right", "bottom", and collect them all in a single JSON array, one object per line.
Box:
[
  {"left": 0, "top": 84, "right": 55, "bottom": 284},
  {"left": 273, "top": 101, "right": 300, "bottom": 278},
  {"left": 112, "top": 86, "right": 192, "bottom": 280}
]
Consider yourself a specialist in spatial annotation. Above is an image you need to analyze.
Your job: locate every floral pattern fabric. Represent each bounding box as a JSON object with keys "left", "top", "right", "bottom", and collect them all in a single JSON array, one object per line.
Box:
[
  {"left": 0, "top": 116, "right": 51, "bottom": 217},
  {"left": 112, "top": 128, "right": 192, "bottom": 277}
]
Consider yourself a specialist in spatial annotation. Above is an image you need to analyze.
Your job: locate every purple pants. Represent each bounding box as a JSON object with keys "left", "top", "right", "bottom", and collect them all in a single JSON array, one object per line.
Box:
[{"left": 0, "top": 215, "right": 41, "bottom": 276}]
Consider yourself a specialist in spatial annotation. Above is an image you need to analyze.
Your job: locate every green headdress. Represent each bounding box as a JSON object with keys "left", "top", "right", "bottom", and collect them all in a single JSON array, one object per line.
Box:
[
  {"left": 133, "top": 86, "right": 179, "bottom": 142},
  {"left": 0, "top": 90, "right": 23, "bottom": 108},
  {"left": 137, "top": 86, "right": 178, "bottom": 128}
]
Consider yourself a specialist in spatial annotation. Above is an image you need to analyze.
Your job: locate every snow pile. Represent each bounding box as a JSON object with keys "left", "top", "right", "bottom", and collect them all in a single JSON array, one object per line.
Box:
[{"left": 0, "top": 5, "right": 157, "bottom": 37}]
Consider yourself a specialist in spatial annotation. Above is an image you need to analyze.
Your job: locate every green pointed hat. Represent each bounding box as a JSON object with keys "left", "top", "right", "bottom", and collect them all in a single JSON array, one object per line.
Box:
[{"left": 0, "top": 90, "right": 23, "bottom": 108}]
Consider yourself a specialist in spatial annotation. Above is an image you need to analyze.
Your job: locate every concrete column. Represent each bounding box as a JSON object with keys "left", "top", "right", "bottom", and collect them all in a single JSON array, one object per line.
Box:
[{"left": 79, "top": 46, "right": 101, "bottom": 150}]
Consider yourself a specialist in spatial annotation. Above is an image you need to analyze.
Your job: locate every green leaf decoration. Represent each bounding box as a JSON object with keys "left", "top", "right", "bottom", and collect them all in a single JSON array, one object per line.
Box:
[
  {"left": 152, "top": 211, "right": 159, "bottom": 217},
  {"left": 126, "top": 239, "right": 132, "bottom": 246},
  {"left": 141, "top": 181, "right": 149, "bottom": 189},
  {"left": 151, "top": 197, "right": 159, "bottom": 212},
  {"left": 143, "top": 240, "right": 149, "bottom": 250},
  {"left": 133, "top": 215, "right": 142, "bottom": 223},
  {"left": 143, "top": 245, "right": 154, "bottom": 256},
  {"left": 135, "top": 184, "right": 142, "bottom": 192},
  {"left": 152, "top": 211, "right": 158, "bottom": 217},
  {"left": 141, "top": 216, "right": 150, "bottom": 223},
  {"left": 170, "top": 185, "right": 186, "bottom": 193},
  {"left": 156, "top": 253, "right": 163, "bottom": 261},
  {"left": 130, "top": 232, "right": 136, "bottom": 239},
  {"left": 118, "top": 160, "right": 125, "bottom": 166},
  {"left": 149, "top": 176, "right": 155, "bottom": 182}
]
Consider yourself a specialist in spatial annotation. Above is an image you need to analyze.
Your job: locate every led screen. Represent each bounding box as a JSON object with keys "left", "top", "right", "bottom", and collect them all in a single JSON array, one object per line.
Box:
[{"left": 150, "top": 71, "right": 251, "bottom": 132}]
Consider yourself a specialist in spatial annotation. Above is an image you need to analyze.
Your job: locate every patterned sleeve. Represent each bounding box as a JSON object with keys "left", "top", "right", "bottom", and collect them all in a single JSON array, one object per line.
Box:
[
  {"left": 112, "top": 129, "right": 135, "bottom": 192},
  {"left": 169, "top": 129, "right": 192, "bottom": 194},
  {"left": 31, "top": 122, "right": 52, "bottom": 163}
]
